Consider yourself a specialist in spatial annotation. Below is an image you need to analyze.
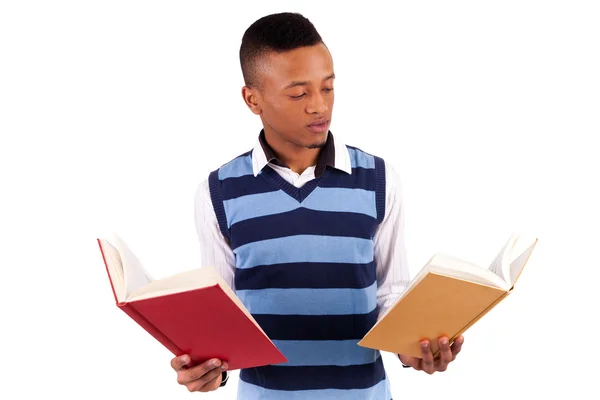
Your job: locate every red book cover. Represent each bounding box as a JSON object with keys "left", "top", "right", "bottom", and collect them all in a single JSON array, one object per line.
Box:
[{"left": 97, "top": 237, "right": 287, "bottom": 371}]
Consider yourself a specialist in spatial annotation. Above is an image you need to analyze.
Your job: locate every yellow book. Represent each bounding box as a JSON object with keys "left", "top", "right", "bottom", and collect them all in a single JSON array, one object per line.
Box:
[{"left": 358, "top": 233, "right": 538, "bottom": 358}]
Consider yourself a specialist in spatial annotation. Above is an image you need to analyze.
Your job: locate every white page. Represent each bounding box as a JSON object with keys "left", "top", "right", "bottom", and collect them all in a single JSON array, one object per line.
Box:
[
  {"left": 431, "top": 254, "right": 508, "bottom": 289},
  {"left": 130, "top": 266, "right": 218, "bottom": 300},
  {"left": 487, "top": 234, "right": 518, "bottom": 283},
  {"left": 487, "top": 246, "right": 506, "bottom": 281},
  {"left": 509, "top": 237, "right": 538, "bottom": 286},
  {"left": 113, "top": 234, "right": 153, "bottom": 298},
  {"left": 99, "top": 239, "right": 126, "bottom": 302}
]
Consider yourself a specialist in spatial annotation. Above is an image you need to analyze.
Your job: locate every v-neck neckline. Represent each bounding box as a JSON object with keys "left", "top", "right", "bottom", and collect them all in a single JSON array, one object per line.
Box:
[{"left": 260, "top": 166, "right": 331, "bottom": 203}]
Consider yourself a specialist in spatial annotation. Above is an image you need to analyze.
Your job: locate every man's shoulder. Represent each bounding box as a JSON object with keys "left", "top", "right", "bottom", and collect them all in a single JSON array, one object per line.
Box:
[
  {"left": 343, "top": 144, "right": 401, "bottom": 185},
  {"left": 211, "top": 149, "right": 255, "bottom": 180},
  {"left": 343, "top": 144, "right": 387, "bottom": 169},
  {"left": 344, "top": 144, "right": 383, "bottom": 158},
  {"left": 196, "top": 149, "right": 254, "bottom": 197}
]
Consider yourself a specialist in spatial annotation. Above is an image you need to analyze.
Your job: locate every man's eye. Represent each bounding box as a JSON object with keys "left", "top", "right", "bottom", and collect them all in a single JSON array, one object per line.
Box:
[
  {"left": 290, "top": 94, "right": 306, "bottom": 99},
  {"left": 323, "top": 87, "right": 334, "bottom": 92}
]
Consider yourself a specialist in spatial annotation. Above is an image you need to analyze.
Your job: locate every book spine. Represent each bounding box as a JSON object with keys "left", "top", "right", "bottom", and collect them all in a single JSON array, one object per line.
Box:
[
  {"left": 119, "top": 302, "right": 185, "bottom": 358},
  {"left": 97, "top": 239, "right": 118, "bottom": 304}
]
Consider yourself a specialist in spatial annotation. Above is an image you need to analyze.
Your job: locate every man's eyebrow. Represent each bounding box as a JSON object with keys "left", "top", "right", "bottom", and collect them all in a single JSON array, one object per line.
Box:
[{"left": 284, "top": 73, "right": 336, "bottom": 89}]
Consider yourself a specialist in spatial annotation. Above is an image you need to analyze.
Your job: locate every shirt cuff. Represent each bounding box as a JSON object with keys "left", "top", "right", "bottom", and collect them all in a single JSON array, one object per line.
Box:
[{"left": 219, "top": 371, "right": 229, "bottom": 387}]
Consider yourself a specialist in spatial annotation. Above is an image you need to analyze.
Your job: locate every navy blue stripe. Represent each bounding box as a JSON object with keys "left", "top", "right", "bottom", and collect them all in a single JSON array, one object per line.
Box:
[
  {"left": 221, "top": 167, "right": 376, "bottom": 201},
  {"left": 208, "top": 169, "right": 230, "bottom": 242},
  {"left": 240, "top": 356, "right": 385, "bottom": 390},
  {"left": 374, "top": 156, "right": 386, "bottom": 224},
  {"left": 238, "top": 378, "right": 391, "bottom": 399},
  {"left": 319, "top": 167, "right": 376, "bottom": 191},
  {"left": 253, "top": 309, "right": 378, "bottom": 341},
  {"left": 261, "top": 165, "right": 324, "bottom": 202},
  {"left": 221, "top": 174, "right": 279, "bottom": 201},
  {"left": 234, "top": 261, "right": 376, "bottom": 290},
  {"left": 229, "top": 208, "right": 376, "bottom": 249}
]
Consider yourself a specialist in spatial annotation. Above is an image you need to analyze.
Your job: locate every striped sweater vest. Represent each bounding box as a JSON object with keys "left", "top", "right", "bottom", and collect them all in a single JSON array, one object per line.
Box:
[{"left": 208, "top": 146, "right": 392, "bottom": 399}]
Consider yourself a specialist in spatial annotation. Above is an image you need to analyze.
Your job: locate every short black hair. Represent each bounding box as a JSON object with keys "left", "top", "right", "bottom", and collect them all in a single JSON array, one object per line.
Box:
[{"left": 240, "top": 12, "right": 323, "bottom": 88}]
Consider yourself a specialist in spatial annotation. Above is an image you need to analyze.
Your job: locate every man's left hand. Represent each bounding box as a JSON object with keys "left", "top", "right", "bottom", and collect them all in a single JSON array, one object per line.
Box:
[{"left": 398, "top": 335, "right": 464, "bottom": 374}]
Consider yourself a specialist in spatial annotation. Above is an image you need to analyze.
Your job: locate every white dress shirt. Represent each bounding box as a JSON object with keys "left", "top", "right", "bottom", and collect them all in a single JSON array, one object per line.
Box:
[{"left": 194, "top": 136, "right": 411, "bottom": 320}]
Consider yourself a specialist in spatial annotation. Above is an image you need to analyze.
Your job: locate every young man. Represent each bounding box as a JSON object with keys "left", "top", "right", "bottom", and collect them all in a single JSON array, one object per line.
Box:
[{"left": 171, "top": 12, "right": 464, "bottom": 398}]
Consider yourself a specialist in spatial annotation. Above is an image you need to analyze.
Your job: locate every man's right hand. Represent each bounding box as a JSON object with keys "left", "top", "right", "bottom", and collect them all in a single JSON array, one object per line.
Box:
[{"left": 171, "top": 355, "right": 228, "bottom": 393}]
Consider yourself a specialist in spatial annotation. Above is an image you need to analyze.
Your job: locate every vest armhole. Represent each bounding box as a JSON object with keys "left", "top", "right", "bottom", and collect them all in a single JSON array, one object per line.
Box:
[
  {"left": 208, "top": 169, "right": 231, "bottom": 242},
  {"left": 374, "top": 156, "right": 386, "bottom": 224}
]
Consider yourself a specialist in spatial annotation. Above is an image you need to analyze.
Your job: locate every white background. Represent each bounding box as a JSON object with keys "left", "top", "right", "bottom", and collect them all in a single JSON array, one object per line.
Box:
[{"left": 1, "top": 1, "right": 599, "bottom": 398}]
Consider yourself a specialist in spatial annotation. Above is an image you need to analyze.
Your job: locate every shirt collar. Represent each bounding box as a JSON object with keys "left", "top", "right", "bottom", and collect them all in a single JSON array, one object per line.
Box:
[{"left": 251, "top": 129, "right": 352, "bottom": 177}]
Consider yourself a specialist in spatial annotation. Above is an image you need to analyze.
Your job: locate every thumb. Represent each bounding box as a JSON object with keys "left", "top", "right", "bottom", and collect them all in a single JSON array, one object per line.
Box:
[{"left": 398, "top": 354, "right": 420, "bottom": 369}]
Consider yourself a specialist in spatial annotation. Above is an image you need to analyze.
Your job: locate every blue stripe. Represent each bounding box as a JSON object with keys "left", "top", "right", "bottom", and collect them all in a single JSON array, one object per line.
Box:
[
  {"left": 302, "top": 187, "right": 376, "bottom": 218},
  {"left": 272, "top": 340, "right": 379, "bottom": 367},
  {"left": 253, "top": 309, "right": 379, "bottom": 341},
  {"left": 224, "top": 187, "right": 376, "bottom": 227},
  {"left": 236, "top": 281, "right": 377, "bottom": 315},
  {"left": 237, "top": 378, "right": 391, "bottom": 400},
  {"left": 347, "top": 147, "right": 375, "bottom": 169},
  {"left": 217, "top": 154, "right": 253, "bottom": 180},
  {"left": 239, "top": 356, "right": 386, "bottom": 390},
  {"left": 234, "top": 261, "right": 376, "bottom": 290},
  {"left": 234, "top": 235, "right": 374, "bottom": 269},
  {"left": 223, "top": 190, "right": 299, "bottom": 228},
  {"left": 229, "top": 208, "right": 376, "bottom": 249}
]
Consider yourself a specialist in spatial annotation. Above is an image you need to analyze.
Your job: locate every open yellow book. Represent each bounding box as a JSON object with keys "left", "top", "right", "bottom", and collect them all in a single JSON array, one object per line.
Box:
[{"left": 358, "top": 233, "right": 538, "bottom": 358}]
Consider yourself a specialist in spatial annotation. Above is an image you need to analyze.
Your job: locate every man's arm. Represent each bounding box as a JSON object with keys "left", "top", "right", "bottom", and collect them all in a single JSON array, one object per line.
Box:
[
  {"left": 373, "top": 162, "right": 410, "bottom": 320},
  {"left": 194, "top": 179, "right": 236, "bottom": 289},
  {"left": 193, "top": 179, "right": 237, "bottom": 386}
]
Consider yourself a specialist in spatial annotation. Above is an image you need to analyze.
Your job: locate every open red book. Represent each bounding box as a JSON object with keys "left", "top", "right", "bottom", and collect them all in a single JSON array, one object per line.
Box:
[{"left": 97, "top": 234, "right": 287, "bottom": 371}]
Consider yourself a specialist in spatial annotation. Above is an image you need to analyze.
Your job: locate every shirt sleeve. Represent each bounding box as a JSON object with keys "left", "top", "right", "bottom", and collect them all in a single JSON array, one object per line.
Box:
[
  {"left": 374, "top": 162, "right": 411, "bottom": 320},
  {"left": 194, "top": 179, "right": 236, "bottom": 290}
]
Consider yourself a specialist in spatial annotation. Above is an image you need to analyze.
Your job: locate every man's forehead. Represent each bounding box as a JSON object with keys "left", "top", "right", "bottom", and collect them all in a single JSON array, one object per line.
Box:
[{"left": 260, "top": 45, "right": 334, "bottom": 85}]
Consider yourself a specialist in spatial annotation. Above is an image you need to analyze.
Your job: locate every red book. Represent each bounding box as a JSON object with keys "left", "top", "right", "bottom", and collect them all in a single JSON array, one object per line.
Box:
[{"left": 97, "top": 234, "right": 287, "bottom": 371}]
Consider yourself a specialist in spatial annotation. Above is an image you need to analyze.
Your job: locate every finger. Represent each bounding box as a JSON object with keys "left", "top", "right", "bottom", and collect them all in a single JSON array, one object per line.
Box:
[
  {"left": 420, "top": 340, "right": 435, "bottom": 373},
  {"left": 437, "top": 337, "right": 452, "bottom": 370},
  {"left": 186, "top": 362, "right": 228, "bottom": 392},
  {"left": 199, "top": 371, "right": 224, "bottom": 393},
  {"left": 451, "top": 336, "right": 464, "bottom": 359},
  {"left": 178, "top": 358, "right": 222, "bottom": 385},
  {"left": 171, "top": 354, "right": 192, "bottom": 371}
]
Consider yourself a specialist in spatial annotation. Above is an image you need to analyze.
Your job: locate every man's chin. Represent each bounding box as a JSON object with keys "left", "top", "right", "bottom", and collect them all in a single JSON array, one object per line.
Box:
[
  {"left": 305, "top": 131, "right": 329, "bottom": 149},
  {"left": 306, "top": 141, "right": 327, "bottom": 150}
]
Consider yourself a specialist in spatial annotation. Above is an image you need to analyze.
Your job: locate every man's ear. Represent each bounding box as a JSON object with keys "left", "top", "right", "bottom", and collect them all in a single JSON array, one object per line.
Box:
[{"left": 241, "top": 86, "right": 261, "bottom": 115}]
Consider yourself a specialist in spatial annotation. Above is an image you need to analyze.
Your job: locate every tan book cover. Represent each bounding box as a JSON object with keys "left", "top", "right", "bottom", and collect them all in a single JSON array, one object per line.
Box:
[{"left": 358, "top": 233, "right": 538, "bottom": 358}]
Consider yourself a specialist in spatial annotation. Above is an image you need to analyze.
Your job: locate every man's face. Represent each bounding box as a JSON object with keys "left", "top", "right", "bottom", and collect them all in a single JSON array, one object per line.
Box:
[{"left": 251, "top": 43, "right": 335, "bottom": 149}]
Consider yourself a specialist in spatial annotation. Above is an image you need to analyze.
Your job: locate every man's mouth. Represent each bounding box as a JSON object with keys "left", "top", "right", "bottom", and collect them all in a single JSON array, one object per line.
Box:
[{"left": 307, "top": 119, "right": 329, "bottom": 133}]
